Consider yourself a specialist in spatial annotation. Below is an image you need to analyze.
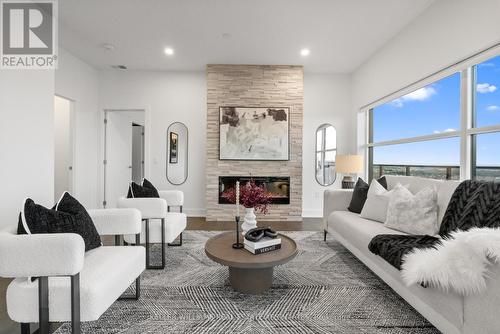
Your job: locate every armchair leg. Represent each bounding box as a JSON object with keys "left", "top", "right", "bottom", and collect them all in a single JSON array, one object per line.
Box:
[
  {"left": 118, "top": 276, "right": 141, "bottom": 300},
  {"left": 71, "top": 274, "right": 81, "bottom": 334},
  {"left": 145, "top": 219, "right": 166, "bottom": 270},
  {"left": 324, "top": 230, "right": 327, "bottom": 241},
  {"left": 168, "top": 232, "right": 183, "bottom": 247},
  {"left": 38, "top": 276, "right": 49, "bottom": 334},
  {"left": 20, "top": 323, "right": 30, "bottom": 334}
]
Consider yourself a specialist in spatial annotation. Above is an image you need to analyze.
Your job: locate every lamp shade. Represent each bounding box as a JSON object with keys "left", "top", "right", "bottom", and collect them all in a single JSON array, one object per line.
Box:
[{"left": 336, "top": 155, "right": 364, "bottom": 174}]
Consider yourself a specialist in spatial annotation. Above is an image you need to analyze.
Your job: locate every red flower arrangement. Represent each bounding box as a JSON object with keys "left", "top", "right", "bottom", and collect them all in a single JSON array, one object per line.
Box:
[{"left": 222, "top": 179, "right": 271, "bottom": 214}]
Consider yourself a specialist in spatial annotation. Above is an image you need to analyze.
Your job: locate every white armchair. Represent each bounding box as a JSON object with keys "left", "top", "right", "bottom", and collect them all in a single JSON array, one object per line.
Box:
[
  {"left": 117, "top": 191, "right": 187, "bottom": 269},
  {"left": 0, "top": 208, "right": 144, "bottom": 334},
  {"left": 159, "top": 190, "right": 184, "bottom": 212}
]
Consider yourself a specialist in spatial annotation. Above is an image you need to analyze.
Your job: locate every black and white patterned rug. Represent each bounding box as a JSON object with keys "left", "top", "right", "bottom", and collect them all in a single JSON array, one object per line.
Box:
[{"left": 56, "top": 231, "right": 438, "bottom": 333}]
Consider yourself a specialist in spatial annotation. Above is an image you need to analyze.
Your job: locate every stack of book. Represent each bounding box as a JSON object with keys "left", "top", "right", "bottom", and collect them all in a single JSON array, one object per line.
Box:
[{"left": 244, "top": 236, "right": 282, "bottom": 254}]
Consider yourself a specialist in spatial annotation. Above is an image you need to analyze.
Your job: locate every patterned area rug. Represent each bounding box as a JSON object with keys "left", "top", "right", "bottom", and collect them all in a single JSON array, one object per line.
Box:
[{"left": 56, "top": 231, "right": 438, "bottom": 333}]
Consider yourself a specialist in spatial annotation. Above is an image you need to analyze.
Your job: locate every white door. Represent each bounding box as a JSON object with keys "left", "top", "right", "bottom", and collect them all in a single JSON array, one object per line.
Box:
[
  {"left": 104, "top": 111, "right": 145, "bottom": 208},
  {"left": 54, "top": 96, "right": 73, "bottom": 202}
]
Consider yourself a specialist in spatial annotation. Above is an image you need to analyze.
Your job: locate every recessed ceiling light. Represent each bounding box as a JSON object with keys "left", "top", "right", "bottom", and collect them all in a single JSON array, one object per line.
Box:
[
  {"left": 221, "top": 33, "right": 232, "bottom": 39},
  {"left": 300, "top": 48, "right": 310, "bottom": 56},
  {"left": 101, "top": 43, "right": 116, "bottom": 51},
  {"left": 164, "top": 47, "right": 174, "bottom": 56},
  {"left": 111, "top": 65, "right": 127, "bottom": 70}
]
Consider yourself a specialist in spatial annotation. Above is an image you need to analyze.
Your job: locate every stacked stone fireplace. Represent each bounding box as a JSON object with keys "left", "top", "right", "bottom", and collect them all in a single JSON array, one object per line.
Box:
[{"left": 206, "top": 64, "right": 303, "bottom": 221}]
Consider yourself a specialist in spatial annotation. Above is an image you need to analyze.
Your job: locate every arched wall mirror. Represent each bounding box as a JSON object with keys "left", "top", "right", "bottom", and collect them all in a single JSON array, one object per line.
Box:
[
  {"left": 166, "top": 122, "right": 188, "bottom": 185},
  {"left": 315, "top": 124, "right": 337, "bottom": 186}
]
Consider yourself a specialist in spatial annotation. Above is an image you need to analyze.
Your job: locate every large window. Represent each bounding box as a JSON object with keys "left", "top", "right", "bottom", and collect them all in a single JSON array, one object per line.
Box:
[
  {"left": 368, "top": 52, "right": 500, "bottom": 182},
  {"left": 369, "top": 74, "right": 462, "bottom": 180},
  {"left": 372, "top": 73, "right": 461, "bottom": 142}
]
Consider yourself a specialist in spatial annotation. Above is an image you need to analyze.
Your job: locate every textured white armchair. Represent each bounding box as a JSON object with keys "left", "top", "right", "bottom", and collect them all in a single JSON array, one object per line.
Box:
[
  {"left": 0, "top": 208, "right": 145, "bottom": 334},
  {"left": 117, "top": 191, "right": 187, "bottom": 270}
]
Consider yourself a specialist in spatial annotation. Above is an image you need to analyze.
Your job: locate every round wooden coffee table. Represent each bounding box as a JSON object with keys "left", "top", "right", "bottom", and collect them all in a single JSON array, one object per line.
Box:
[{"left": 205, "top": 231, "right": 298, "bottom": 294}]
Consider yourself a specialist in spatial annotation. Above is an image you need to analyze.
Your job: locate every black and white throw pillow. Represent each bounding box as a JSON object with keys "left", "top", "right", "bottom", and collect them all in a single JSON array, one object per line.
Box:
[
  {"left": 18, "top": 192, "right": 102, "bottom": 251},
  {"left": 348, "top": 176, "right": 387, "bottom": 214},
  {"left": 127, "top": 178, "right": 160, "bottom": 198}
]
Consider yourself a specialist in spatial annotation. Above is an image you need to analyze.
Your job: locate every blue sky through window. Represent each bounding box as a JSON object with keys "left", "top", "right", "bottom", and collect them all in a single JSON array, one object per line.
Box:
[
  {"left": 475, "top": 55, "right": 500, "bottom": 128},
  {"left": 372, "top": 55, "right": 500, "bottom": 167}
]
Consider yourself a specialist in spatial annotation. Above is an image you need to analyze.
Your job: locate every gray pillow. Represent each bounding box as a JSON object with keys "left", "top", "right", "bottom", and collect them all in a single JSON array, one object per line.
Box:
[{"left": 384, "top": 184, "right": 439, "bottom": 235}]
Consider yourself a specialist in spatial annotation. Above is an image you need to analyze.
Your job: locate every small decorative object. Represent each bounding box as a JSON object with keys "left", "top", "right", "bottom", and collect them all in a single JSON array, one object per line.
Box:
[
  {"left": 219, "top": 107, "right": 290, "bottom": 161},
  {"left": 169, "top": 132, "right": 178, "bottom": 163},
  {"left": 222, "top": 178, "right": 271, "bottom": 235},
  {"left": 232, "top": 216, "right": 244, "bottom": 249},
  {"left": 244, "top": 227, "right": 282, "bottom": 254},
  {"left": 336, "top": 154, "right": 364, "bottom": 189},
  {"left": 232, "top": 181, "right": 244, "bottom": 249}
]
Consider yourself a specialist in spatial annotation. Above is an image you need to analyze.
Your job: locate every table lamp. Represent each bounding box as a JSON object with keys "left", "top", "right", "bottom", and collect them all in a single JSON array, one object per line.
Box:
[{"left": 336, "top": 155, "right": 363, "bottom": 189}]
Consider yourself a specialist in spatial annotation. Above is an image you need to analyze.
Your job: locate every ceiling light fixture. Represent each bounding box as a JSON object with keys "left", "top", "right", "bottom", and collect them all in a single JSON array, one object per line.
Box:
[
  {"left": 101, "top": 43, "right": 116, "bottom": 51},
  {"left": 300, "top": 48, "right": 310, "bottom": 56},
  {"left": 164, "top": 47, "right": 174, "bottom": 56}
]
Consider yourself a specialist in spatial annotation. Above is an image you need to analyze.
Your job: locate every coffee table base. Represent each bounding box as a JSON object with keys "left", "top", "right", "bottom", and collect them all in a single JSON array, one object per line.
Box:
[{"left": 229, "top": 267, "right": 273, "bottom": 294}]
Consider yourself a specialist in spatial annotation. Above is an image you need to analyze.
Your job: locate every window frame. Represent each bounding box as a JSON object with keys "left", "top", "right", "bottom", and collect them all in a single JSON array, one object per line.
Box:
[{"left": 365, "top": 47, "right": 500, "bottom": 182}]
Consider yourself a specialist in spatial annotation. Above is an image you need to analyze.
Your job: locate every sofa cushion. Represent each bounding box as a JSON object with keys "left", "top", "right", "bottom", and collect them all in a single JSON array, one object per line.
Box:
[
  {"left": 347, "top": 176, "right": 387, "bottom": 214},
  {"left": 385, "top": 184, "right": 439, "bottom": 235},
  {"left": 18, "top": 194, "right": 101, "bottom": 252},
  {"left": 384, "top": 175, "right": 459, "bottom": 226},
  {"left": 328, "top": 211, "right": 407, "bottom": 254},
  {"left": 127, "top": 178, "right": 160, "bottom": 198},
  {"left": 368, "top": 234, "right": 440, "bottom": 270},
  {"left": 360, "top": 179, "right": 399, "bottom": 222},
  {"left": 6, "top": 245, "right": 145, "bottom": 323}
]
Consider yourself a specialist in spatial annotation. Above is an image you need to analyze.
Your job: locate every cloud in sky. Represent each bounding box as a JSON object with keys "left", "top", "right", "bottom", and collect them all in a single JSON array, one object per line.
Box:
[
  {"left": 391, "top": 86, "right": 437, "bottom": 107},
  {"left": 433, "top": 128, "right": 456, "bottom": 134},
  {"left": 479, "top": 62, "right": 495, "bottom": 68},
  {"left": 477, "top": 83, "right": 497, "bottom": 93},
  {"left": 486, "top": 105, "right": 499, "bottom": 111}
]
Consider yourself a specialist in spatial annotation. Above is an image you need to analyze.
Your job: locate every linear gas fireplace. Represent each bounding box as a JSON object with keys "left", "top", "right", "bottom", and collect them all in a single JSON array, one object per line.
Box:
[{"left": 219, "top": 176, "right": 290, "bottom": 205}]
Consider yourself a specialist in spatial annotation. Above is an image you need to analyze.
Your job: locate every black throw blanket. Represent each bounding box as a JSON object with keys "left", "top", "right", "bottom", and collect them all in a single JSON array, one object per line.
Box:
[{"left": 368, "top": 180, "right": 500, "bottom": 270}]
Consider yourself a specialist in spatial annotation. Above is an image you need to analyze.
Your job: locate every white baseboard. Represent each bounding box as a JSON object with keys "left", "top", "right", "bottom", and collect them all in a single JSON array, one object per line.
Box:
[{"left": 302, "top": 209, "right": 323, "bottom": 218}]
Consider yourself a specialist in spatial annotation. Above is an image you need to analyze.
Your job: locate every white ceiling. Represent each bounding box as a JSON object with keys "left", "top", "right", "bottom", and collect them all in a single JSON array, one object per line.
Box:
[{"left": 58, "top": 0, "right": 435, "bottom": 73}]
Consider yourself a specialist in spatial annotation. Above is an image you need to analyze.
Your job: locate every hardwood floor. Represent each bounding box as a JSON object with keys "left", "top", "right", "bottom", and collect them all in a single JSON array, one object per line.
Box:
[
  {"left": 187, "top": 217, "right": 323, "bottom": 231},
  {"left": 0, "top": 217, "right": 323, "bottom": 333}
]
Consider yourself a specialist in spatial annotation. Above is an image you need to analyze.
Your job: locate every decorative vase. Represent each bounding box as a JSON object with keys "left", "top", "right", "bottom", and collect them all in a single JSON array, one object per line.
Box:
[{"left": 241, "top": 207, "right": 257, "bottom": 235}]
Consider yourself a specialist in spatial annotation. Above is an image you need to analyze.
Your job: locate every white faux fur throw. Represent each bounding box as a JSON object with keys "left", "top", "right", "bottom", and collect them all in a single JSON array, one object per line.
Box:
[{"left": 401, "top": 228, "right": 500, "bottom": 295}]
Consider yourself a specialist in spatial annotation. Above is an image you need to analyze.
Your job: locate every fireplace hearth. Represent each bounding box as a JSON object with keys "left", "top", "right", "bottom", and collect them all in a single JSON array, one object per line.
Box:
[{"left": 219, "top": 176, "right": 290, "bottom": 205}]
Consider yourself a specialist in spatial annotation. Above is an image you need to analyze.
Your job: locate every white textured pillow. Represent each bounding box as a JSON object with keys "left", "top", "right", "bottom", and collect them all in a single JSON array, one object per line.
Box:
[
  {"left": 385, "top": 184, "right": 438, "bottom": 235},
  {"left": 359, "top": 179, "right": 397, "bottom": 223}
]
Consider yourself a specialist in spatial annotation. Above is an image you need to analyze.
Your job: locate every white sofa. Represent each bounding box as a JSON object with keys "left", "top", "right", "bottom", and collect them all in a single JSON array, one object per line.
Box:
[
  {"left": 0, "top": 208, "right": 145, "bottom": 334},
  {"left": 323, "top": 175, "right": 500, "bottom": 334},
  {"left": 118, "top": 190, "right": 187, "bottom": 269}
]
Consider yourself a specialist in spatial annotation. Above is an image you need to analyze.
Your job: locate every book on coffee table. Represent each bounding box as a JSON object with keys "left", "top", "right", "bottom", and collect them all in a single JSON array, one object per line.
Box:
[{"left": 244, "top": 237, "right": 282, "bottom": 255}]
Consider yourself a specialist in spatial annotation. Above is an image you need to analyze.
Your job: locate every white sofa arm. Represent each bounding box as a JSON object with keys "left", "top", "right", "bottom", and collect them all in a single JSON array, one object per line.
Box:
[
  {"left": 159, "top": 190, "right": 184, "bottom": 207},
  {"left": 89, "top": 208, "right": 141, "bottom": 236},
  {"left": 323, "top": 189, "right": 353, "bottom": 225},
  {"left": 117, "top": 197, "right": 167, "bottom": 219},
  {"left": 0, "top": 233, "right": 85, "bottom": 278}
]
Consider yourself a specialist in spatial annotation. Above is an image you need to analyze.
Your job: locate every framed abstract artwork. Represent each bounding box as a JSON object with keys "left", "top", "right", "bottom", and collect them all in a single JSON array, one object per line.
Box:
[{"left": 219, "top": 107, "right": 289, "bottom": 160}]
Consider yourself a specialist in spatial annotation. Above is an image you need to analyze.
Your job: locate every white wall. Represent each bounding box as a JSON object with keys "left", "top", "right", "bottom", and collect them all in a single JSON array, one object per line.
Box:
[
  {"left": 99, "top": 70, "right": 207, "bottom": 216},
  {"left": 303, "top": 73, "right": 354, "bottom": 217},
  {"left": 352, "top": 0, "right": 500, "bottom": 109},
  {"left": 0, "top": 71, "right": 55, "bottom": 229},
  {"left": 55, "top": 48, "right": 100, "bottom": 208},
  {"left": 54, "top": 96, "right": 72, "bottom": 201}
]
